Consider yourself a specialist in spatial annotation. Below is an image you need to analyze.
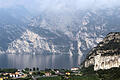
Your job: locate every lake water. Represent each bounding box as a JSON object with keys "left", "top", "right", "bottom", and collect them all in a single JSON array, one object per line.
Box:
[{"left": 0, "top": 54, "right": 82, "bottom": 70}]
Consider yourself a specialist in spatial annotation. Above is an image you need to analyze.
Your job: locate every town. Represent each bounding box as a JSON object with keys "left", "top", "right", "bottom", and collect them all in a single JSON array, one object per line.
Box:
[
  {"left": 0, "top": 67, "right": 81, "bottom": 80},
  {"left": 0, "top": 66, "right": 99, "bottom": 80}
]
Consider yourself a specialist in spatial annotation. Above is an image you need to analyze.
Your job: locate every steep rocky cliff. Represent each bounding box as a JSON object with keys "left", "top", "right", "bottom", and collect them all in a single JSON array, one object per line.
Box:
[{"left": 84, "top": 32, "right": 120, "bottom": 71}]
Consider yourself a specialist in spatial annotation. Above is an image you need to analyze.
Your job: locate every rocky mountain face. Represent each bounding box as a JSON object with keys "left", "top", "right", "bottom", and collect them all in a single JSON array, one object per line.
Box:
[
  {"left": 0, "top": 6, "right": 30, "bottom": 51},
  {"left": 7, "top": 29, "right": 72, "bottom": 54},
  {"left": 84, "top": 32, "right": 120, "bottom": 71},
  {"left": 0, "top": 6, "right": 120, "bottom": 62}
]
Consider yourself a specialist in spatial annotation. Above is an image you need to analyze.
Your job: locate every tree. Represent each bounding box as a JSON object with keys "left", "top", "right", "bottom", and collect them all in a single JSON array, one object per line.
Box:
[
  {"left": 30, "top": 69, "right": 32, "bottom": 71},
  {"left": 37, "top": 67, "right": 39, "bottom": 71},
  {"left": 25, "top": 68, "right": 29, "bottom": 71},
  {"left": 33, "top": 67, "right": 36, "bottom": 71}
]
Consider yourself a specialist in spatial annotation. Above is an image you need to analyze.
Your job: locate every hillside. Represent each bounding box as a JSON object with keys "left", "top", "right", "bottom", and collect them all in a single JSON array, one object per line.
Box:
[{"left": 84, "top": 32, "right": 120, "bottom": 71}]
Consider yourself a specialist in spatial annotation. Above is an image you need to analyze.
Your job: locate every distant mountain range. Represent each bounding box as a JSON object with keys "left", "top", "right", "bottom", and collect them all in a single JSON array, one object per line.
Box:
[{"left": 0, "top": 6, "right": 120, "bottom": 62}]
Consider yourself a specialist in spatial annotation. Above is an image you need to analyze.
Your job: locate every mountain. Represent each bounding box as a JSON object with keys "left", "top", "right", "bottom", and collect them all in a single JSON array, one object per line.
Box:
[
  {"left": 26, "top": 7, "right": 120, "bottom": 58},
  {"left": 84, "top": 32, "right": 120, "bottom": 71},
  {"left": 7, "top": 29, "right": 72, "bottom": 54},
  {"left": 0, "top": 6, "right": 120, "bottom": 62},
  {"left": 0, "top": 6, "right": 31, "bottom": 51}
]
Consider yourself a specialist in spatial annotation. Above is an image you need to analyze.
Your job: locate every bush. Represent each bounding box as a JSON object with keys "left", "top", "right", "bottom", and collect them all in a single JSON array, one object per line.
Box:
[{"left": 97, "top": 67, "right": 120, "bottom": 80}]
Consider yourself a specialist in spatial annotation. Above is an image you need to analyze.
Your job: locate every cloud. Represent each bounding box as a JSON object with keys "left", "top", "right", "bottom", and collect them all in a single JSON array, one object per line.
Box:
[{"left": 0, "top": 0, "right": 119, "bottom": 13}]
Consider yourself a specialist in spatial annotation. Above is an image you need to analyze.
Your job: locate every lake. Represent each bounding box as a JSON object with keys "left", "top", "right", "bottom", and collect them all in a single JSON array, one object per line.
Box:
[{"left": 0, "top": 54, "right": 82, "bottom": 70}]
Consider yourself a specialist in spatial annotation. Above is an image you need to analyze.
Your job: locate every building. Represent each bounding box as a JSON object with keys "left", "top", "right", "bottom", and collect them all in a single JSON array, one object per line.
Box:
[
  {"left": 0, "top": 77, "right": 8, "bottom": 80},
  {"left": 3, "top": 73, "right": 9, "bottom": 76},
  {"left": 9, "top": 72, "right": 27, "bottom": 78},
  {"left": 71, "top": 67, "right": 79, "bottom": 71},
  {"left": 20, "top": 74, "right": 27, "bottom": 78},
  {"left": 9, "top": 74, "right": 16, "bottom": 78},
  {"left": 0, "top": 78, "right": 3, "bottom": 80},
  {"left": 29, "top": 72, "right": 33, "bottom": 75},
  {"left": 45, "top": 72, "right": 51, "bottom": 77},
  {"left": 65, "top": 72, "right": 70, "bottom": 75},
  {"left": 54, "top": 70, "right": 60, "bottom": 74},
  {"left": 3, "top": 77, "right": 8, "bottom": 79}
]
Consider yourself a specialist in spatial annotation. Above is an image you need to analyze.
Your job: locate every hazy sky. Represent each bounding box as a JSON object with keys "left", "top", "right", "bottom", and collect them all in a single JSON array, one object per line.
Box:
[{"left": 0, "top": 0, "right": 119, "bottom": 12}]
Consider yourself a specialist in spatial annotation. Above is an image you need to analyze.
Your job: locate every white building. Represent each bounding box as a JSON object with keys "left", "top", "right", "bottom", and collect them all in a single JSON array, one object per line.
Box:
[{"left": 71, "top": 67, "right": 79, "bottom": 71}]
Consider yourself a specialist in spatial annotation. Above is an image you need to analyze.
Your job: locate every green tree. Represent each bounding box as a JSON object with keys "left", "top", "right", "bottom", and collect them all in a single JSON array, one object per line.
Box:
[
  {"left": 33, "top": 67, "right": 36, "bottom": 71},
  {"left": 37, "top": 67, "right": 39, "bottom": 71},
  {"left": 25, "top": 68, "right": 29, "bottom": 71}
]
